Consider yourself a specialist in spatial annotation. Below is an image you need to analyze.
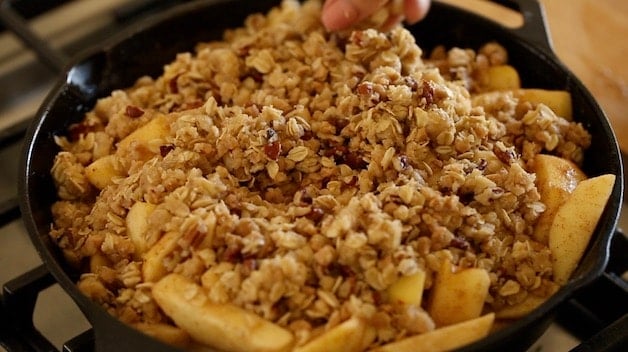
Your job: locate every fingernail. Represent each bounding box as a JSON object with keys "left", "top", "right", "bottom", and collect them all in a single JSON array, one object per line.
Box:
[{"left": 321, "top": 0, "right": 358, "bottom": 31}]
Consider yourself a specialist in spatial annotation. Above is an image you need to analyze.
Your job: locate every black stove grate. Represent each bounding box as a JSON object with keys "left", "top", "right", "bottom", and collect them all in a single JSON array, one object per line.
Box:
[
  {"left": 0, "top": 197, "right": 20, "bottom": 227},
  {"left": 0, "top": 0, "right": 626, "bottom": 351}
]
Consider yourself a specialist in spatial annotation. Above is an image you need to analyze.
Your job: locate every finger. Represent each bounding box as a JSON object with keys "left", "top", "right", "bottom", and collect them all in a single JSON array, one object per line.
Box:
[
  {"left": 322, "top": 0, "right": 388, "bottom": 31},
  {"left": 404, "top": 0, "right": 431, "bottom": 24},
  {"left": 380, "top": 14, "right": 404, "bottom": 32}
]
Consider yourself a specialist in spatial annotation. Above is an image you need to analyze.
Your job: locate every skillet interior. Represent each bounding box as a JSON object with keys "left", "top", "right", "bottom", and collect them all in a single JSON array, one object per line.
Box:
[{"left": 19, "top": 0, "right": 622, "bottom": 350}]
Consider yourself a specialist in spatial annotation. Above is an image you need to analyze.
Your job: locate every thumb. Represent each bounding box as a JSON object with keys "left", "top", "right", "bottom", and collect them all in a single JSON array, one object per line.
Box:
[{"left": 321, "top": 0, "right": 388, "bottom": 31}]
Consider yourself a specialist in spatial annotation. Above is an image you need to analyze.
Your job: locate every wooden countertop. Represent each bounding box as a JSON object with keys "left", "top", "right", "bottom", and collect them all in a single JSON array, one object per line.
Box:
[{"left": 440, "top": 0, "right": 628, "bottom": 151}]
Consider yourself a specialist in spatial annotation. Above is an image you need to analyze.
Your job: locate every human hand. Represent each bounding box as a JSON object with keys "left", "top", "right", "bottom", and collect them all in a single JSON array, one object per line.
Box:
[{"left": 321, "top": 0, "right": 431, "bottom": 31}]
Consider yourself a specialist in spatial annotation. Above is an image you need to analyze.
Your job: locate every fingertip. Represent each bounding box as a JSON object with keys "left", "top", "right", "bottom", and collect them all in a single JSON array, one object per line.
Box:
[
  {"left": 404, "top": 0, "right": 431, "bottom": 24},
  {"left": 321, "top": 0, "right": 359, "bottom": 31},
  {"left": 381, "top": 14, "right": 404, "bottom": 32}
]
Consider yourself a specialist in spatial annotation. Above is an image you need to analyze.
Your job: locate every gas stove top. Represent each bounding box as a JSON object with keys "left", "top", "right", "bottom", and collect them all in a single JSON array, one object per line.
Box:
[{"left": 0, "top": 1, "right": 626, "bottom": 351}]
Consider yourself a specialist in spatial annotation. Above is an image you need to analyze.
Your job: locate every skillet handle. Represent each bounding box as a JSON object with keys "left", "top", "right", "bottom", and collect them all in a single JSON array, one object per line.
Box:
[{"left": 488, "top": 0, "right": 555, "bottom": 55}]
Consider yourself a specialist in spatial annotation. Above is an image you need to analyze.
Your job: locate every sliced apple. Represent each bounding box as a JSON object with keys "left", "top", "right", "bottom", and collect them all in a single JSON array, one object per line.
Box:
[
  {"left": 126, "top": 201, "right": 157, "bottom": 256},
  {"left": 89, "top": 252, "right": 110, "bottom": 272},
  {"left": 152, "top": 274, "right": 294, "bottom": 352},
  {"left": 117, "top": 113, "right": 171, "bottom": 150},
  {"left": 293, "top": 317, "right": 375, "bottom": 352},
  {"left": 85, "top": 154, "right": 125, "bottom": 189},
  {"left": 516, "top": 89, "right": 572, "bottom": 120},
  {"left": 533, "top": 154, "right": 587, "bottom": 244},
  {"left": 373, "top": 313, "right": 495, "bottom": 352},
  {"left": 549, "top": 174, "right": 615, "bottom": 285},
  {"left": 142, "top": 231, "right": 182, "bottom": 282},
  {"left": 484, "top": 65, "right": 521, "bottom": 91},
  {"left": 132, "top": 322, "right": 191, "bottom": 349},
  {"left": 387, "top": 270, "right": 426, "bottom": 306},
  {"left": 428, "top": 260, "right": 490, "bottom": 327}
]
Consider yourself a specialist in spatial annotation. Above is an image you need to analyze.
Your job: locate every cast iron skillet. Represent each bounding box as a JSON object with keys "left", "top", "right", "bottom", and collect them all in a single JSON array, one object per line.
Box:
[{"left": 18, "top": 0, "right": 623, "bottom": 351}]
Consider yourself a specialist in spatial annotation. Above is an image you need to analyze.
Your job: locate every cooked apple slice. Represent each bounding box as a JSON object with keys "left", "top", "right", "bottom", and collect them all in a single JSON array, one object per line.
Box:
[
  {"left": 516, "top": 89, "right": 572, "bottom": 120},
  {"left": 484, "top": 65, "right": 521, "bottom": 91},
  {"left": 533, "top": 154, "right": 587, "bottom": 244},
  {"left": 293, "top": 317, "right": 375, "bottom": 352},
  {"left": 126, "top": 201, "right": 156, "bottom": 256},
  {"left": 117, "top": 114, "right": 171, "bottom": 150},
  {"left": 428, "top": 261, "right": 490, "bottom": 326},
  {"left": 387, "top": 270, "right": 426, "bottom": 306},
  {"left": 132, "top": 322, "right": 191, "bottom": 349},
  {"left": 373, "top": 313, "right": 495, "bottom": 352},
  {"left": 152, "top": 274, "right": 294, "bottom": 352},
  {"left": 142, "top": 231, "right": 182, "bottom": 282},
  {"left": 549, "top": 174, "right": 615, "bottom": 285},
  {"left": 85, "top": 154, "right": 125, "bottom": 189},
  {"left": 89, "top": 253, "right": 110, "bottom": 272}
]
